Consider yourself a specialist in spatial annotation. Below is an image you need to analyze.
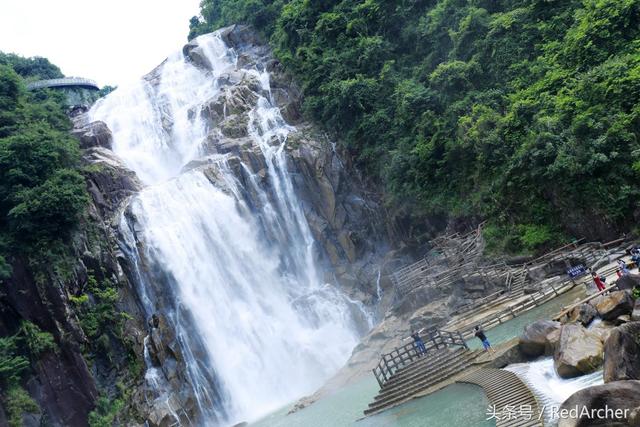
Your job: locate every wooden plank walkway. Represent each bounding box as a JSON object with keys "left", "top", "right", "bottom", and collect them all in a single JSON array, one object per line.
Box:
[{"left": 458, "top": 368, "right": 543, "bottom": 427}]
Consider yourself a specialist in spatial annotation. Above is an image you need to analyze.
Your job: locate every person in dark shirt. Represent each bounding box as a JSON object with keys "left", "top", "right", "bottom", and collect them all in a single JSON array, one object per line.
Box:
[
  {"left": 474, "top": 325, "right": 493, "bottom": 353},
  {"left": 404, "top": 328, "right": 427, "bottom": 356}
]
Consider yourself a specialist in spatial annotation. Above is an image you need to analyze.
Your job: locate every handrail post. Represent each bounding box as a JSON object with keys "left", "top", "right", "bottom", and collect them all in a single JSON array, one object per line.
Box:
[{"left": 373, "top": 368, "right": 383, "bottom": 388}]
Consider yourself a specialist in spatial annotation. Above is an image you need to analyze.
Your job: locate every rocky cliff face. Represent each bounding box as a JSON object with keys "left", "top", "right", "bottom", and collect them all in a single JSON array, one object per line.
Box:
[{"left": 181, "top": 25, "right": 393, "bottom": 309}]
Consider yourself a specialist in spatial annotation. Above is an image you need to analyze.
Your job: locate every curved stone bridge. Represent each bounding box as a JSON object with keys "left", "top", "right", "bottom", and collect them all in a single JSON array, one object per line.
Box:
[{"left": 26, "top": 77, "right": 99, "bottom": 91}]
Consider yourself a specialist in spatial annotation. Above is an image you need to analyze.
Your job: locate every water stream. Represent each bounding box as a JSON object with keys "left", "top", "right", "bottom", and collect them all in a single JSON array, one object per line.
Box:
[
  {"left": 91, "top": 31, "right": 369, "bottom": 425},
  {"left": 506, "top": 358, "right": 603, "bottom": 426}
]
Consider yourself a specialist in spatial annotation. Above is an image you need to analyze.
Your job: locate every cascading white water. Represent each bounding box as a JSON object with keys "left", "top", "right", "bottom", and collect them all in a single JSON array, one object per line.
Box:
[
  {"left": 506, "top": 358, "right": 603, "bottom": 426},
  {"left": 91, "top": 31, "right": 367, "bottom": 425}
]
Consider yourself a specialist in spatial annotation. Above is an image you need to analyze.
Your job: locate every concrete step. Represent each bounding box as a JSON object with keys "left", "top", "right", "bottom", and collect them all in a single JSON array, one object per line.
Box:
[
  {"left": 382, "top": 347, "right": 466, "bottom": 387},
  {"left": 366, "top": 359, "right": 475, "bottom": 414},
  {"left": 457, "top": 368, "right": 543, "bottom": 427},
  {"left": 378, "top": 351, "right": 480, "bottom": 397}
]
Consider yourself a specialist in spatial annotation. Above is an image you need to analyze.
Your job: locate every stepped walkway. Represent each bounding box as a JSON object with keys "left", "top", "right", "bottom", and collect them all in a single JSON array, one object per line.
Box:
[
  {"left": 365, "top": 346, "right": 484, "bottom": 416},
  {"left": 458, "top": 368, "right": 543, "bottom": 427}
]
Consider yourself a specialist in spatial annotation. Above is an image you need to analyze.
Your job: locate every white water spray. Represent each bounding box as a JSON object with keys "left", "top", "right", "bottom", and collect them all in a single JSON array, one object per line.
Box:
[
  {"left": 91, "top": 31, "right": 366, "bottom": 425},
  {"left": 506, "top": 358, "right": 603, "bottom": 426}
]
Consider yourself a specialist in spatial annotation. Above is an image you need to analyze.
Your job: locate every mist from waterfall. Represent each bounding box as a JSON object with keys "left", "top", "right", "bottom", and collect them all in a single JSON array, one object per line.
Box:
[{"left": 90, "top": 31, "right": 367, "bottom": 425}]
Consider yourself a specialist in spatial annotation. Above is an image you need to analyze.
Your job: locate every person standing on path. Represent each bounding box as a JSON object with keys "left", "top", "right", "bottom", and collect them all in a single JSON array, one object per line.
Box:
[
  {"left": 592, "top": 271, "right": 606, "bottom": 292},
  {"left": 474, "top": 326, "right": 494, "bottom": 353},
  {"left": 618, "top": 259, "right": 630, "bottom": 276},
  {"left": 404, "top": 328, "right": 428, "bottom": 356}
]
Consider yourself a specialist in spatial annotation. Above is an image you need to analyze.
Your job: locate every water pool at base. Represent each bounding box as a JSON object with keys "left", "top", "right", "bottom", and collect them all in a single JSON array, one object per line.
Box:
[
  {"left": 251, "top": 286, "right": 590, "bottom": 427},
  {"left": 466, "top": 287, "right": 586, "bottom": 350},
  {"left": 250, "top": 376, "right": 494, "bottom": 427}
]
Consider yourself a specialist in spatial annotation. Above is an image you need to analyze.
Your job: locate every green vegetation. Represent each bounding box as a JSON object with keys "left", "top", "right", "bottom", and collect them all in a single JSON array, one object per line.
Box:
[
  {"left": 0, "top": 52, "right": 63, "bottom": 81},
  {"left": 88, "top": 395, "right": 124, "bottom": 427},
  {"left": 0, "top": 57, "right": 89, "bottom": 278},
  {"left": 190, "top": 0, "right": 640, "bottom": 253},
  {"left": 5, "top": 386, "right": 39, "bottom": 427},
  {"left": 0, "top": 325, "right": 53, "bottom": 427},
  {"left": 19, "top": 321, "right": 56, "bottom": 357}
]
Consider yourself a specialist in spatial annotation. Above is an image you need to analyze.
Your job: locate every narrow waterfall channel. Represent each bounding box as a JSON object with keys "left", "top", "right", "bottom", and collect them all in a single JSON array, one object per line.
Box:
[
  {"left": 90, "top": 31, "right": 369, "bottom": 425},
  {"left": 506, "top": 358, "right": 603, "bottom": 426}
]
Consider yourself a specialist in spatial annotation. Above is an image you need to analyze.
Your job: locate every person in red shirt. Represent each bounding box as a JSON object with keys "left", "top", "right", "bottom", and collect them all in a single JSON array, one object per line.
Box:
[{"left": 592, "top": 272, "right": 606, "bottom": 292}]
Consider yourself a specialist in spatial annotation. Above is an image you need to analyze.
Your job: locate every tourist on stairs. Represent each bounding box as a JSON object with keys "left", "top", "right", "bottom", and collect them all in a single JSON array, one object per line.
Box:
[
  {"left": 618, "top": 259, "right": 630, "bottom": 276},
  {"left": 474, "top": 326, "right": 493, "bottom": 353},
  {"left": 404, "top": 328, "right": 428, "bottom": 356}
]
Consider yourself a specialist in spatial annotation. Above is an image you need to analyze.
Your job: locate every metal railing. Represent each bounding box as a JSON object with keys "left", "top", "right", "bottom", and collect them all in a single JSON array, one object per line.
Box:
[{"left": 371, "top": 329, "right": 468, "bottom": 387}]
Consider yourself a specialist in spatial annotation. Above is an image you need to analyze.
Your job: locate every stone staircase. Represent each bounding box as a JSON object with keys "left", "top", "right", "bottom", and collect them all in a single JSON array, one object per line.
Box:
[
  {"left": 364, "top": 347, "right": 483, "bottom": 416},
  {"left": 458, "top": 368, "right": 543, "bottom": 427}
]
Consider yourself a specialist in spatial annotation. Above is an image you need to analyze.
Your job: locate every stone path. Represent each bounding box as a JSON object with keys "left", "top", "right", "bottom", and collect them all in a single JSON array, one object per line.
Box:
[{"left": 458, "top": 368, "right": 543, "bottom": 427}]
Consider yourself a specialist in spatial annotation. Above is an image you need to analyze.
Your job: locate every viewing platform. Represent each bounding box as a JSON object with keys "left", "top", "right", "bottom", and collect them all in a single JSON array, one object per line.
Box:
[{"left": 26, "top": 77, "right": 99, "bottom": 91}]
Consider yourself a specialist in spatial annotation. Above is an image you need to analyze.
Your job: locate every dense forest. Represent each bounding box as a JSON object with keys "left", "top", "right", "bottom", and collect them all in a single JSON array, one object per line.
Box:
[
  {"left": 0, "top": 55, "right": 88, "bottom": 281},
  {"left": 190, "top": 0, "right": 640, "bottom": 253}
]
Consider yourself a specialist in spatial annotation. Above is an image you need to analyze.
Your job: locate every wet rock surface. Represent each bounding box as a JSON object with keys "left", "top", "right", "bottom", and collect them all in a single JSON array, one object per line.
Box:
[
  {"left": 554, "top": 324, "right": 604, "bottom": 378},
  {"left": 565, "top": 303, "right": 598, "bottom": 326}
]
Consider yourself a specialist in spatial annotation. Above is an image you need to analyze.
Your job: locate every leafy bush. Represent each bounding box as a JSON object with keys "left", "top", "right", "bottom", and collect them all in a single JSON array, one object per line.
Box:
[
  {"left": 88, "top": 396, "right": 123, "bottom": 427},
  {"left": 4, "top": 386, "right": 39, "bottom": 427},
  {"left": 19, "top": 321, "right": 56, "bottom": 357},
  {"left": 0, "top": 336, "right": 29, "bottom": 385}
]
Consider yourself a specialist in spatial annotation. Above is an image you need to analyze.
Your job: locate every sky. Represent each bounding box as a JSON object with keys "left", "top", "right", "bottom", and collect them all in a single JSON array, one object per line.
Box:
[{"left": 0, "top": 0, "right": 203, "bottom": 86}]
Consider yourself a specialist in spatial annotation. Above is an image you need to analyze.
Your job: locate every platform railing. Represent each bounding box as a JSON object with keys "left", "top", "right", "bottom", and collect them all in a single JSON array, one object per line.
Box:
[{"left": 372, "top": 329, "right": 468, "bottom": 388}]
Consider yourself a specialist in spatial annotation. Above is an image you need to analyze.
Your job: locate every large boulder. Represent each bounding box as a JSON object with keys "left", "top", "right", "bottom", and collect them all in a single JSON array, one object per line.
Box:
[
  {"left": 632, "top": 300, "right": 640, "bottom": 322},
  {"left": 594, "top": 291, "right": 634, "bottom": 321},
  {"left": 604, "top": 322, "right": 640, "bottom": 383},
  {"left": 566, "top": 303, "right": 598, "bottom": 326},
  {"left": 82, "top": 147, "right": 143, "bottom": 217},
  {"left": 616, "top": 274, "right": 640, "bottom": 291},
  {"left": 519, "top": 320, "right": 562, "bottom": 358},
  {"left": 554, "top": 324, "right": 604, "bottom": 378},
  {"left": 71, "top": 120, "right": 113, "bottom": 149},
  {"left": 557, "top": 381, "right": 640, "bottom": 427}
]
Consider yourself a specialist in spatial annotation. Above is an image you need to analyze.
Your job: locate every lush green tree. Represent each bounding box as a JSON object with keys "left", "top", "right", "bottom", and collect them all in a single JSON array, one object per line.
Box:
[
  {"left": 0, "top": 56, "right": 88, "bottom": 273},
  {"left": 189, "top": 0, "right": 640, "bottom": 252}
]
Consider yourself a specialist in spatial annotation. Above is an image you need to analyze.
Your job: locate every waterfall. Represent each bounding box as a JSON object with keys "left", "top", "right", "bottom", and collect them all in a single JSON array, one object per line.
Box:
[
  {"left": 505, "top": 358, "right": 603, "bottom": 426},
  {"left": 90, "top": 31, "right": 366, "bottom": 425}
]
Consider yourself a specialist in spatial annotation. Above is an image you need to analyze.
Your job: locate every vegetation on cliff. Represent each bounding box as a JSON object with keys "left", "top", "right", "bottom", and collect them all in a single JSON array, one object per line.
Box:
[
  {"left": 0, "top": 60, "right": 88, "bottom": 278},
  {"left": 190, "top": 0, "right": 640, "bottom": 252},
  {"left": 0, "top": 54, "right": 141, "bottom": 425}
]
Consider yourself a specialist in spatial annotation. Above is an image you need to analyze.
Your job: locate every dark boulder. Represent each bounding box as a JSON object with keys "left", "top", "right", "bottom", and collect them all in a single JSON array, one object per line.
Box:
[
  {"left": 633, "top": 300, "right": 640, "bottom": 322},
  {"left": 183, "top": 39, "right": 213, "bottom": 70},
  {"left": 616, "top": 274, "right": 640, "bottom": 291},
  {"left": 557, "top": 380, "right": 640, "bottom": 427},
  {"left": 519, "top": 320, "right": 562, "bottom": 358},
  {"left": 604, "top": 322, "right": 640, "bottom": 383}
]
